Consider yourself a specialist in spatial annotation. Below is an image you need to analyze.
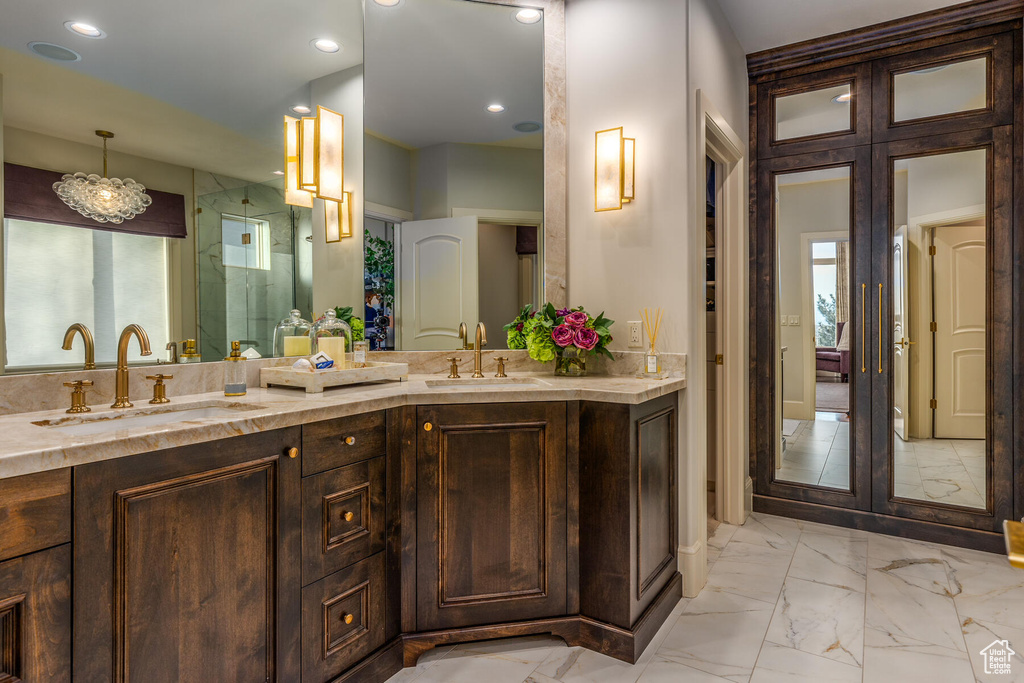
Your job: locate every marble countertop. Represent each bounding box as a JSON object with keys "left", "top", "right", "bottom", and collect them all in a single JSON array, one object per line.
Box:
[{"left": 0, "top": 372, "right": 685, "bottom": 479}]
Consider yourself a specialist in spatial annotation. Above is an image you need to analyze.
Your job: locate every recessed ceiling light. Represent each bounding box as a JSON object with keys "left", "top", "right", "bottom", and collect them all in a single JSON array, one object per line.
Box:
[
  {"left": 311, "top": 38, "right": 341, "bottom": 53},
  {"left": 291, "top": 105, "right": 312, "bottom": 115},
  {"left": 487, "top": 104, "right": 506, "bottom": 113},
  {"left": 514, "top": 9, "right": 542, "bottom": 24},
  {"left": 514, "top": 121, "right": 542, "bottom": 133},
  {"left": 64, "top": 21, "right": 106, "bottom": 38},
  {"left": 273, "top": 170, "right": 285, "bottom": 176},
  {"left": 373, "top": 0, "right": 402, "bottom": 6},
  {"left": 832, "top": 92, "right": 852, "bottom": 104},
  {"left": 28, "top": 41, "right": 81, "bottom": 62}
]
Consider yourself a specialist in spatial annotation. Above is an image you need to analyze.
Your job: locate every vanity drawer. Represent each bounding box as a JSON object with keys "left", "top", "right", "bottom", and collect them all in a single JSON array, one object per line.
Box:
[
  {"left": 302, "top": 456, "right": 385, "bottom": 584},
  {"left": 0, "top": 468, "right": 71, "bottom": 563},
  {"left": 302, "top": 552, "right": 386, "bottom": 683},
  {"left": 302, "top": 411, "right": 386, "bottom": 476}
]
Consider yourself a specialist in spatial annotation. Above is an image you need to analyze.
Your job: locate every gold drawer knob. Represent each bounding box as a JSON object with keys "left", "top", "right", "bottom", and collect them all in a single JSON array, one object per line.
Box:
[
  {"left": 342, "top": 613, "right": 354, "bottom": 625},
  {"left": 423, "top": 422, "right": 433, "bottom": 432},
  {"left": 287, "top": 447, "right": 298, "bottom": 459},
  {"left": 344, "top": 436, "right": 356, "bottom": 446},
  {"left": 343, "top": 511, "right": 354, "bottom": 522}
]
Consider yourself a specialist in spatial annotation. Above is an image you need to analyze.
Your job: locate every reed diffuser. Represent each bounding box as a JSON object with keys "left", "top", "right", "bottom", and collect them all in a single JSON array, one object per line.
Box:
[{"left": 640, "top": 307, "right": 665, "bottom": 378}]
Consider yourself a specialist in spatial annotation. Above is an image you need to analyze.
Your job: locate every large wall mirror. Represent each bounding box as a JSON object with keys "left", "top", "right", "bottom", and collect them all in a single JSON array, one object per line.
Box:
[
  {"left": 0, "top": 0, "right": 563, "bottom": 373},
  {"left": 363, "top": 0, "right": 544, "bottom": 351}
]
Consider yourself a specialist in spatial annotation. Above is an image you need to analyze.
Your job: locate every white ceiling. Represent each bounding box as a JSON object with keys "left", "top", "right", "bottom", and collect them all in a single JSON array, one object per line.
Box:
[
  {"left": 0, "top": 0, "right": 363, "bottom": 181},
  {"left": 364, "top": 0, "right": 544, "bottom": 150},
  {"left": 716, "top": 0, "right": 970, "bottom": 54}
]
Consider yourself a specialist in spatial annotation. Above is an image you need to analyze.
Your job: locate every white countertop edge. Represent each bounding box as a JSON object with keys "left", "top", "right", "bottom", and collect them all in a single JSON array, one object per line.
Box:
[{"left": 0, "top": 373, "right": 686, "bottom": 479}]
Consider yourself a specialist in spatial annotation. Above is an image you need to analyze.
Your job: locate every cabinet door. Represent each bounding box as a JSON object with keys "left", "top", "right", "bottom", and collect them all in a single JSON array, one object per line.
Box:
[
  {"left": 416, "top": 403, "right": 567, "bottom": 631},
  {"left": 0, "top": 545, "right": 71, "bottom": 682},
  {"left": 74, "top": 428, "right": 302, "bottom": 682}
]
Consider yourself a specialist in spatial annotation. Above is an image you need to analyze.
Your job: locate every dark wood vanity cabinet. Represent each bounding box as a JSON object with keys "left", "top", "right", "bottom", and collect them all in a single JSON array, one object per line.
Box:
[
  {"left": 73, "top": 428, "right": 303, "bottom": 683},
  {"left": 0, "top": 469, "right": 72, "bottom": 682},
  {"left": 413, "top": 402, "right": 569, "bottom": 632}
]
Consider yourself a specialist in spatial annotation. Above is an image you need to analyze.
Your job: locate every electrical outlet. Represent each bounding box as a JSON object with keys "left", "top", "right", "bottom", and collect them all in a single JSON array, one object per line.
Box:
[{"left": 628, "top": 321, "right": 643, "bottom": 348}]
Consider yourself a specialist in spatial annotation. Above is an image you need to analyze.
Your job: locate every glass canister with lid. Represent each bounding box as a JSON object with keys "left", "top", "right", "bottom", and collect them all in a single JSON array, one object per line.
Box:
[
  {"left": 311, "top": 309, "right": 352, "bottom": 369},
  {"left": 273, "top": 309, "right": 312, "bottom": 357}
]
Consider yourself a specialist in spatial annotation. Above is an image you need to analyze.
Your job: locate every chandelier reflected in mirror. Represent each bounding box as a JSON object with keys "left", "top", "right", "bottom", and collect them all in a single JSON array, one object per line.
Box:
[{"left": 53, "top": 130, "right": 152, "bottom": 224}]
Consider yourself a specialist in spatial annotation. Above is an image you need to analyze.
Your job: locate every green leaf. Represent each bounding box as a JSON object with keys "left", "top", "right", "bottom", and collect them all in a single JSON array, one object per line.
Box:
[
  {"left": 597, "top": 346, "right": 616, "bottom": 361},
  {"left": 545, "top": 302, "right": 557, "bottom": 320}
]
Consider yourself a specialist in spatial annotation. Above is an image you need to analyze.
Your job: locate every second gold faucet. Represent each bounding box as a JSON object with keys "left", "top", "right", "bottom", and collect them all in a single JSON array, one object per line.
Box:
[{"left": 112, "top": 324, "right": 152, "bottom": 408}]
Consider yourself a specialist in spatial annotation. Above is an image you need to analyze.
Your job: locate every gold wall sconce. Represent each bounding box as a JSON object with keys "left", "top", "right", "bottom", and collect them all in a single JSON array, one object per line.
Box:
[
  {"left": 284, "top": 106, "right": 349, "bottom": 241},
  {"left": 595, "top": 127, "right": 635, "bottom": 212}
]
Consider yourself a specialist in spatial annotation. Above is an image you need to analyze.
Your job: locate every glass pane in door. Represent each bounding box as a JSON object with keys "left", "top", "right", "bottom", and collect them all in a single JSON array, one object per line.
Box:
[
  {"left": 774, "top": 166, "right": 852, "bottom": 491},
  {"left": 775, "top": 84, "right": 853, "bottom": 141},
  {"left": 893, "top": 57, "right": 988, "bottom": 123},
  {"left": 890, "top": 148, "right": 987, "bottom": 510}
]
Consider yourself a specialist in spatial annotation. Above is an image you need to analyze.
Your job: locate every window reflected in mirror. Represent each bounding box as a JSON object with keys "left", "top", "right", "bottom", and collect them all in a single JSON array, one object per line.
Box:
[
  {"left": 891, "top": 148, "right": 987, "bottom": 510},
  {"left": 893, "top": 57, "right": 988, "bottom": 123},
  {"left": 774, "top": 166, "right": 852, "bottom": 491},
  {"left": 774, "top": 84, "right": 852, "bottom": 141}
]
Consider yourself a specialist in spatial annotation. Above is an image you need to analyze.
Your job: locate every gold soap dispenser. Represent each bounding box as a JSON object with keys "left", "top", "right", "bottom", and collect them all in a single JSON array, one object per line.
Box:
[
  {"left": 179, "top": 339, "right": 201, "bottom": 363},
  {"left": 224, "top": 341, "right": 247, "bottom": 396}
]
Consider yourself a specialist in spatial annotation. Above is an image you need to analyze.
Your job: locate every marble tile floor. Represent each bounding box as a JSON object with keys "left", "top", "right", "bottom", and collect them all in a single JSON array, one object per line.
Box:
[
  {"left": 776, "top": 414, "right": 851, "bottom": 490},
  {"left": 387, "top": 512, "right": 1024, "bottom": 683}
]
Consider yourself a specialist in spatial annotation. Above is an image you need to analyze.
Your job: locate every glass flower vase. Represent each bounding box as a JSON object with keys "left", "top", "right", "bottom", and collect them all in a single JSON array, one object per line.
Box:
[{"left": 554, "top": 346, "right": 588, "bottom": 377}]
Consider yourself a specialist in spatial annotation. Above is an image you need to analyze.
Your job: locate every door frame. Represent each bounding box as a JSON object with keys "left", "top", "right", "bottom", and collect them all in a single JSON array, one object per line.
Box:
[
  {"left": 870, "top": 126, "right": 1013, "bottom": 531},
  {"left": 684, "top": 91, "right": 746, "bottom": 597}
]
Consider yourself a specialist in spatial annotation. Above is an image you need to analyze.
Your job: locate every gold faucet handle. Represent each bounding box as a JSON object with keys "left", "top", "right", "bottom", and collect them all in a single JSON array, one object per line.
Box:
[
  {"left": 493, "top": 357, "right": 508, "bottom": 378},
  {"left": 145, "top": 374, "right": 173, "bottom": 404},
  {"left": 63, "top": 380, "right": 93, "bottom": 414},
  {"left": 445, "top": 357, "right": 462, "bottom": 379}
]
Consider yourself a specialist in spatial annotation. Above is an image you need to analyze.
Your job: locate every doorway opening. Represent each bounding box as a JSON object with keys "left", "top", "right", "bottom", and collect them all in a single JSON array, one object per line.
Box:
[{"left": 705, "top": 155, "right": 719, "bottom": 533}]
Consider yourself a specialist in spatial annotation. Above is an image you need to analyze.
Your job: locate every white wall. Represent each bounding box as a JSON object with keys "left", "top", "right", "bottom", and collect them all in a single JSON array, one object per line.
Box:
[
  {"left": 566, "top": 0, "right": 748, "bottom": 594},
  {"left": 477, "top": 223, "right": 521, "bottom": 345},
  {"left": 310, "top": 65, "right": 364, "bottom": 316},
  {"left": 365, "top": 134, "right": 414, "bottom": 213}
]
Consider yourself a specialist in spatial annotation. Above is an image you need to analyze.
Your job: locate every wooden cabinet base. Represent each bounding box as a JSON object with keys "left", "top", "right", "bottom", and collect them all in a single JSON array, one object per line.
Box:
[
  {"left": 401, "top": 572, "right": 682, "bottom": 669},
  {"left": 329, "top": 638, "right": 403, "bottom": 683}
]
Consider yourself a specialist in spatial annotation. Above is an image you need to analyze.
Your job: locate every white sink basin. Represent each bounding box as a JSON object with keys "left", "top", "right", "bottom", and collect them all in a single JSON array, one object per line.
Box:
[
  {"left": 423, "top": 377, "right": 550, "bottom": 389},
  {"left": 33, "top": 402, "right": 262, "bottom": 437}
]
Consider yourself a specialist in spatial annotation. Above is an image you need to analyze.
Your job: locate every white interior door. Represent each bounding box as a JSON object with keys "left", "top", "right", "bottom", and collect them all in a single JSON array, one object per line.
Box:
[
  {"left": 933, "top": 225, "right": 985, "bottom": 439},
  {"left": 893, "top": 225, "right": 911, "bottom": 441},
  {"left": 398, "top": 216, "right": 479, "bottom": 350}
]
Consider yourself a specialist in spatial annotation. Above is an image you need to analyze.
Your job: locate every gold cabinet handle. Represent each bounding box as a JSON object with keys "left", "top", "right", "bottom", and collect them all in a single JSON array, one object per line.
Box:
[
  {"left": 344, "top": 436, "right": 356, "bottom": 446},
  {"left": 878, "top": 283, "right": 883, "bottom": 374},
  {"left": 287, "top": 447, "right": 298, "bottom": 459},
  {"left": 343, "top": 511, "right": 354, "bottom": 522},
  {"left": 424, "top": 422, "right": 433, "bottom": 432},
  {"left": 861, "top": 283, "right": 866, "bottom": 373},
  {"left": 342, "top": 613, "right": 354, "bottom": 625}
]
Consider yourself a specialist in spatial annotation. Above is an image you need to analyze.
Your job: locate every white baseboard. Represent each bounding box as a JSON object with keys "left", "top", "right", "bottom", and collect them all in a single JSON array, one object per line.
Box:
[{"left": 678, "top": 540, "right": 707, "bottom": 598}]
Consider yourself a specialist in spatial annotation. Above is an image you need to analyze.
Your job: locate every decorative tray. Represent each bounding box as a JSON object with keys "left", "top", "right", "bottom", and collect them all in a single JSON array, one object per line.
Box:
[{"left": 259, "top": 360, "right": 408, "bottom": 394}]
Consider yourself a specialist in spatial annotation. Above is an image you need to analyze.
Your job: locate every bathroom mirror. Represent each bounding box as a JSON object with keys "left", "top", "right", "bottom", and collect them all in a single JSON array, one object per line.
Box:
[
  {"left": 774, "top": 166, "right": 853, "bottom": 492},
  {"left": 774, "top": 84, "right": 853, "bottom": 141},
  {"left": 892, "top": 57, "right": 988, "bottom": 123},
  {"left": 889, "top": 148, "right": 988, "bottom": 510},
  {"left": 362, "top": 0, "right": 545, "bottom": 351}
]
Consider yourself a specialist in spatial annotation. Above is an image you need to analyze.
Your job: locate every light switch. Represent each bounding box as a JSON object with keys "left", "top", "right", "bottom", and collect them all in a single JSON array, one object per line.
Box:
[
  {"left": 780, "top": 316, "right": 788, "bottom": 326},
  {"left": 789, "top": 315, "right": 800, "bottom": 326}
]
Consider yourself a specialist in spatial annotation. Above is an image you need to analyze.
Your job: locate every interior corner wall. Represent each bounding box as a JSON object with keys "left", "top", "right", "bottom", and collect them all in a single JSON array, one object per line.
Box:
[
  {"left": 566, "top": 0, "right": 748, "bottom": 595},
  {"left": 365, "top": 134, "right": 414, "bottom": 214},
  {"left": 311, "top": 64, "right": 364, "bottom": 316}
]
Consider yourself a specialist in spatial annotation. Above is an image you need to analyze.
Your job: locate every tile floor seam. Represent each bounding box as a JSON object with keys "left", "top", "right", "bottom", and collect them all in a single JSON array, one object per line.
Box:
[{"left": 748, "top": 522, "right": 804, "bottom": 682}]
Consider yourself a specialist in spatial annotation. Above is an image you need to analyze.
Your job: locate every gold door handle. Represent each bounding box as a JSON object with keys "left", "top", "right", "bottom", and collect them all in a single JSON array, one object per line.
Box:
[
  {"left": 423, "top": 422, "right": 433, "bottom": 432},
  {"left": 287, "top": 447, "right": 298, "bottom": 459},
  {"left": 344, "top": 436, "right": 356, "bottom": 446},
  {"left": 898, "top": 337, "right": 917, "bottom": 348},
  {"left": 878, "top": 283, "right": 883, "bottom": 374},
  {"left": 342, "top": 613, "right": 354, "bottom": 625},
  {"left": 343, "top": 511, "right": 354, "bottom": 522},
  {"left": 861, "top": 284, "right": 866, "bottom": 373}
]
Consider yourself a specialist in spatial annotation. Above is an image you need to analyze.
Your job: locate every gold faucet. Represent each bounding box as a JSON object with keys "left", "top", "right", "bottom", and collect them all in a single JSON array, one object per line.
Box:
[
  {"left": 62, "top": 323, "right": 96, "bottom": 370},
  {"left": 472, "top": 322, "right": 487, "bottom": 378},
  {"left": 458, "top": 322, "right": 472, "bottom": 350},
  {"left": 112, "top": 324, "right": 152, "bottom": 408}
]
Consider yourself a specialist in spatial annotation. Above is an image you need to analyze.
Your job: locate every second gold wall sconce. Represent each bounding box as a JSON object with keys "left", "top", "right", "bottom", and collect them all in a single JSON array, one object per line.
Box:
[
  {"left": 595, "top": 127, "right": 635, "bottom": 212},
  {"left": 284, "top": 106, "right": 351, "bottom": 242}
]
